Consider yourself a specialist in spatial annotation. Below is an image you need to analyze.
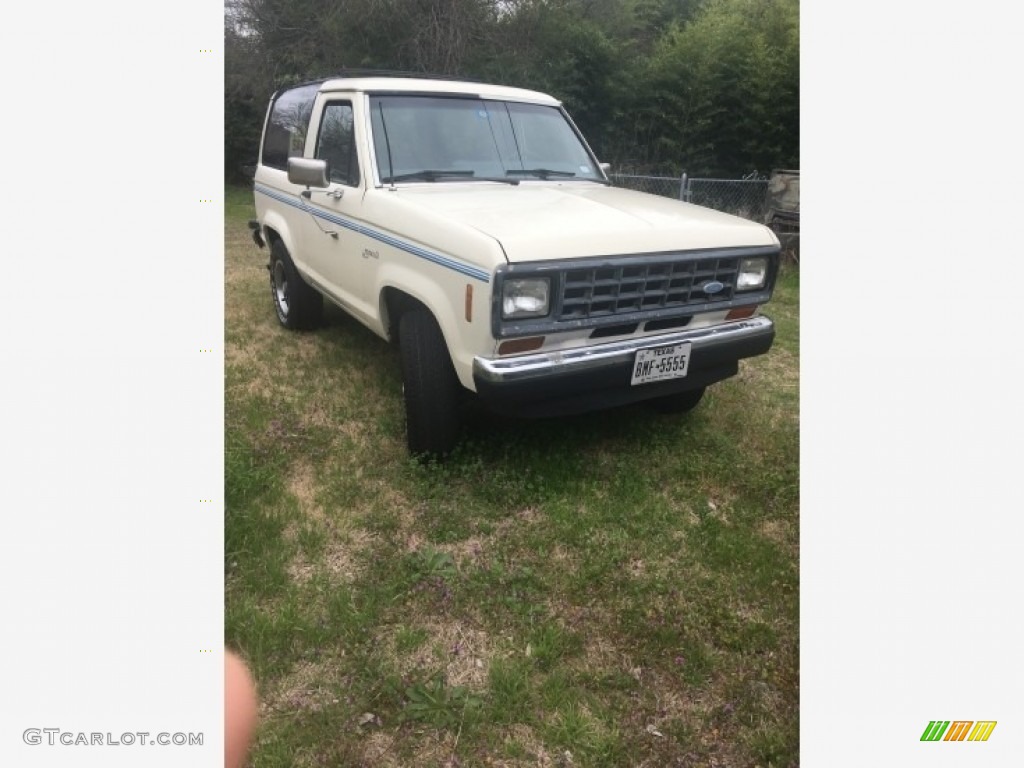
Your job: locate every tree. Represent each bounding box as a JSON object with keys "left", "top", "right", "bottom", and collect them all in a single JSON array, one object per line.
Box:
[
  {"left": 638, "top": 0, "right": 799, "bottom": 175},
  {"left": 222, "top": 0, "right": 800, "bottom": 181}
]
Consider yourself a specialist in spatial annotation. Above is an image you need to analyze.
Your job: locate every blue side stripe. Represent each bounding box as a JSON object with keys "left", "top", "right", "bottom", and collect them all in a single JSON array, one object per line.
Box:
[{"left": 254, "top": 184, "right": 491, "bottom": 283}]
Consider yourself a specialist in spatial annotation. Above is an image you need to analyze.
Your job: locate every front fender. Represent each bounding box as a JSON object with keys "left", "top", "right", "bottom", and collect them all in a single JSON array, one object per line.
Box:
[{"left": 376, "top": 263, "right": 491, "bottom": 391}]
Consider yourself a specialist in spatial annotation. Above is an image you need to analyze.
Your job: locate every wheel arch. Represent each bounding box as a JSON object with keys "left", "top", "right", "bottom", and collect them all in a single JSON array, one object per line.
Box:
[
  {"left": 378, "top": 273, "right": 473, "bottom": 390},
  {"left": 259, "top": 209, "right": 299, "bottom": 262},
  {"left": 377, "top": 268, "right": 460, "bottom": 348}
]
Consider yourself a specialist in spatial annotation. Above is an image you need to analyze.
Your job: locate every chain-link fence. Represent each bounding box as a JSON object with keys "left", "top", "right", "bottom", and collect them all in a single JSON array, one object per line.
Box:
[
  {"left": 607, "top": 171, "right": 799, "bottom": 258},
  {"left": 685, "top": 177, "right": 770, "bottom": 222},
  {"left": 608, "top": 173, "right": 770, "bottom": 223},
  {"left": 605, "top": 173, "right": 688, "bottom": 201}
]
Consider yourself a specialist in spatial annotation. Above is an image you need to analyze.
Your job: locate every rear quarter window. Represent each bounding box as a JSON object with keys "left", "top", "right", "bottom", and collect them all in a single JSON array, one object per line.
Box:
[{"left": 261, "top": 83, "right": 319, "bottom": 170}]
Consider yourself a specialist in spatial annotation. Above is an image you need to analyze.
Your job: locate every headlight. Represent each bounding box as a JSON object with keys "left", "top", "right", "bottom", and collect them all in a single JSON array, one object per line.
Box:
[
  {"left": 502, "top": 278, "right": 550, "bottom": 319},
  {"left": 737, "top": 257, "right": 768, "bottom": 290}
]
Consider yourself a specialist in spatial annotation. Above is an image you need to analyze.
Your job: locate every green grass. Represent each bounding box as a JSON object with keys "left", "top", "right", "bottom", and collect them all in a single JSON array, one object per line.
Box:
[{"left": 226, "top": 184, "right": 799, "bottom": 767}]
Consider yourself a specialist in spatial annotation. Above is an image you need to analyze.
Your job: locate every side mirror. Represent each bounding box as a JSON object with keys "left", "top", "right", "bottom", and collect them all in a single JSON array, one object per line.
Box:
[
  {"left": 288, "top": 157, "right": 330, "bottom": 188},
  {"left": 599, "top": 162, "right": 611, "bottom": 174}
]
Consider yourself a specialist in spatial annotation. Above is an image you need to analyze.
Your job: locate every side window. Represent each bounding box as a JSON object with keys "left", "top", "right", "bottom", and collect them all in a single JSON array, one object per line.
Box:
[
  {"left": 315, "top": 102, "right": 360, "bottom": 187},
  {"left": 261, "top": 83, "right": 319, "bottom": 170}
]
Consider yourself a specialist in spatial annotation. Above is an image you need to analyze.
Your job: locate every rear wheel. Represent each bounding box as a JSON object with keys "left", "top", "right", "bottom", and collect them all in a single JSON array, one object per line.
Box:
[
  {"left": 269, "top": 240, "right": 322, "bottom": 330},
  {"left": 399, "top": 308, "right": 462, "bottom": 457},
  {"left": 648, "top": 386, "right": 706, "bottom": 414}
]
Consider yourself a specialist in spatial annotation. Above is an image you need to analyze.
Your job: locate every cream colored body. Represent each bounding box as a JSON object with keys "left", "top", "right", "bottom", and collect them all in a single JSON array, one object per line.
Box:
[{"left": 254, "top": 78, "right": 779, "bottom": 393}]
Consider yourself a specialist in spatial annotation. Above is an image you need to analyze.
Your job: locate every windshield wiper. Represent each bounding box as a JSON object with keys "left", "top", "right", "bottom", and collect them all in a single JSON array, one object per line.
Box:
[
  {"left": 383, "top": 169, "right": 520, "bottom": 185},
  {"left": 382, "top": 169, "right": 475, "bottom": 182},
  {"left": 506, "top": 168, "right": 577, "bottom": 179},
  {"left": 475, "top": 176, "right": 520, "bottom": 185}
]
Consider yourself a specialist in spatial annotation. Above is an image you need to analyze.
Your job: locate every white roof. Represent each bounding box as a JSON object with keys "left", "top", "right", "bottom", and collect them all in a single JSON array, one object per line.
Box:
[{"left": 316, "top": 77, "right": 560, "bottom": 105}]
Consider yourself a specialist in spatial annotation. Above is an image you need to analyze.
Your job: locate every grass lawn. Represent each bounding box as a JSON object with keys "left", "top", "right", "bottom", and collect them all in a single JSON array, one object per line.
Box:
[{"left": 225, "top": 185, "right": 799, "bottom": 767}]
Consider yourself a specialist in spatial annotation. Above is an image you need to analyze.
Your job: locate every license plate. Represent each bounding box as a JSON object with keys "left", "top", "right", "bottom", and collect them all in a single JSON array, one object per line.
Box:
[{"left": 631, "top": 342, "right": 692, "bottom": 385}]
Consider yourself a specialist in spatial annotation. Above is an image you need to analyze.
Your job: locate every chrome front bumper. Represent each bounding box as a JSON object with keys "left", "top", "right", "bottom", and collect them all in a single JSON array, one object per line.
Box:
[{"left": 473, "top": 316, "right": 775, "bottom": 385}]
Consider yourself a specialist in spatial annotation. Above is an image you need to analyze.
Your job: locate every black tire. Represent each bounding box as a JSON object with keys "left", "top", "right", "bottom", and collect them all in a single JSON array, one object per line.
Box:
[
  {"left": 269, "top": 239, "right": 322, "bottom": 330},
  {"left": 399, "top": 308, "right": 462, "bottom": 457},
  {"left": 648, "top": 386, "right": 706, "bottom": 414}
]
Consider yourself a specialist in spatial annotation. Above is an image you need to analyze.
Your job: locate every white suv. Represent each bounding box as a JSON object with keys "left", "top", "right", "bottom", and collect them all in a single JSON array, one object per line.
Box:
[{"left": 251, "top": 75, "right": 780, "bottom": 455}]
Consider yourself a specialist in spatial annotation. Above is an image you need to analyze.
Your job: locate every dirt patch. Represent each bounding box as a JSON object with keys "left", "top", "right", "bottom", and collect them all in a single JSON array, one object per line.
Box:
[
  {"left": 285, "top": 518, "right": 377, "bottom": 586},
  {"left": 435, "top": 535, "right": 489, "bottom": 568},
  {"left": 359, "top": 730, "right": 464, "bottom": 768},
  {"left": 757, "top": 518, "right": 792, "bottom": 546},
  {"left": 494, "top": 724, "right": 560, "bottom": 767},
  {"left": 360, "top": 731, "right": 400, "bottom": 767},
  {"left": 287, "top": 536, "right": 369, "bottom": 585},
  {"left": 261, "top": 656, "right": 348, "bottom": 716},
  {"left": 385, "top": 619, "right": 494, "bottom": 692},
  {"left": 287, "top": 460, "right": 323, "bottom": 519}
]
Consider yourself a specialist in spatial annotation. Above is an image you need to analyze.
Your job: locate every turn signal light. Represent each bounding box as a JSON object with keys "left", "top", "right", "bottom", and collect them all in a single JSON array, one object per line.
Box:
[
  {"left": 725, "top": 306, "right": 757, "bottom": 320},
  {"left": 498, "top": 337, "right": 545, "bottom": 355}
]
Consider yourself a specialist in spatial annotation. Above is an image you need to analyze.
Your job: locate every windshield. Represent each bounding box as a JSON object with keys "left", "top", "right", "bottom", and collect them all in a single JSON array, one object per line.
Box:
[{"left": 369, "top": 96, "right": 603, "bottom": 184}]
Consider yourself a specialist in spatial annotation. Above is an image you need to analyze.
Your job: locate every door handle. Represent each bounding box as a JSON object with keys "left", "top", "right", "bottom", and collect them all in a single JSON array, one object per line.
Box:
[{"left": 300, "top": 188, "right": 345, "bottom": 200}]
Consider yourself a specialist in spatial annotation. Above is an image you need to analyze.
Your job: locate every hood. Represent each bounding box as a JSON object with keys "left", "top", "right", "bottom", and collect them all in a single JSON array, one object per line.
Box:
[{"left": 391, "top": 182, "right": 777, "bottom": 263}]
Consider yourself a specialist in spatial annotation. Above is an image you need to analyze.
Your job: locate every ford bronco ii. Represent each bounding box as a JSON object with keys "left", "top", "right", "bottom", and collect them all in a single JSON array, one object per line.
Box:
[{"left": 250, "top": 75, "right": 780, "bottom": 455}]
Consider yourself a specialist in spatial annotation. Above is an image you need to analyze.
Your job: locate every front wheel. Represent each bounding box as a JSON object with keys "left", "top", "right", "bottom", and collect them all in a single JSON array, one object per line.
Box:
[{"left": 399, "top": 308, "right": 462, "bottom": 457}]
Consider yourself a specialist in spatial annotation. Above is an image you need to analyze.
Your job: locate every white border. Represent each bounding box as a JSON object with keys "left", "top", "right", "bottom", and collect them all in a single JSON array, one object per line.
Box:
[
  {"left": 802, "top": 2, "right": 1023, "bottom": 764},
  {"left": 0, "top": 4, "right": 223, "bottom": 765}
]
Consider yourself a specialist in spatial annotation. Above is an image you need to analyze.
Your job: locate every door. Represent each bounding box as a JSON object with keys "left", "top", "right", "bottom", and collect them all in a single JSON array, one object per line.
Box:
[{"left": 295, "top": 97, "right": 377, "bottom": 326}]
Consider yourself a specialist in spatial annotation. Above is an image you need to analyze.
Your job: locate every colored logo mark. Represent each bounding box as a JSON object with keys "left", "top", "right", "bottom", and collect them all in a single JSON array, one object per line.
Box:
[{"left": 920, "top": 720, "right": 997, "bottom": 742}]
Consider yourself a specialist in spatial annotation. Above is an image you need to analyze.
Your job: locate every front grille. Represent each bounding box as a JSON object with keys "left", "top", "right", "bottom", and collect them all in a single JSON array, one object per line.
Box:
[
  {"left": 557, "top": 256, "right": 739, "bottom": 320},
  {"left": 493, "top": 247, "right": 777, "bottom": 338}
]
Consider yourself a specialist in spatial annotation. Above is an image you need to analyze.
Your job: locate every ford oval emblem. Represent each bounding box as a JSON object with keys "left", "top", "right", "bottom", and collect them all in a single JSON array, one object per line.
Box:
[{"left": 702, "top": 280, "right": 725, "bottom": 295}]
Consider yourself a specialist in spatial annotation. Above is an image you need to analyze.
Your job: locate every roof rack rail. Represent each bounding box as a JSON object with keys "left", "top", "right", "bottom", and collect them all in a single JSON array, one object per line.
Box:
[
  {"left": 274, "top": 69, "right": 486, "bottom": 98},
  {"left": 326, "top": 68, "right": 482, "bottom": 83}
]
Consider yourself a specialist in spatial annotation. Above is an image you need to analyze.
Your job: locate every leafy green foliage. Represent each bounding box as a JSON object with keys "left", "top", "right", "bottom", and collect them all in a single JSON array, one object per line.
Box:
[
  {"left": 636, "top": 0, "right": 800, "bottom": 174},
  {"left": 402, "top": 675, "right": 482, "bottom": 727},
  {"left": 224, "top": 0, "right": 799, "bottom": 178},
  {"left": 410, "top": 548, "right": 458, "bottom": 581}
]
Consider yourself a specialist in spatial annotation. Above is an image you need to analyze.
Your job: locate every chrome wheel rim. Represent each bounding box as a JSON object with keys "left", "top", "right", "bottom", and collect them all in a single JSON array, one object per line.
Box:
[{"left": 272, "top": 261, "right": 289, "bottom": 317}]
